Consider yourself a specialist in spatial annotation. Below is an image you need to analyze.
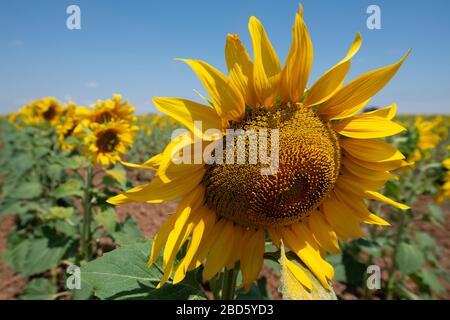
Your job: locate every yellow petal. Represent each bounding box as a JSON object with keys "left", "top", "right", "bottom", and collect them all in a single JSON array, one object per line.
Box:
[
  {"left": 280, "top": 9, "right": 313, "bottom": 103},
  {"left": 308, "top": 212, "right": 340, "bottom": 254},
  {"left": 318, "top": 50, "right": 411, "bottom": 119},
  {"left": 157, "top": 219, "right": 195, "bottom": 288},
  {"left": 334, "top": 188, "right": 390, "bottom": 226},
  {"left": 156, "top": 132, "right": 203, "bottom": 183},
  {"left": 119, "top": 153, "right": 162, "bottom": 170},
  {"left": 333, "top": 114, "right": 406, "bottom": 139},
  {"left": 343, "top": 157, "right": 396, "bottom": 181},
  {"left": 279, "top": 242, "right": 312, "bottom": 291},
  {"left": 148, "top": 212, "right": 178, "bottom": 267},
  {"left": 157, "top": 186, "right": 205, "bottom": 287},
  {"left": 345, "top": 153, "right": 407, "bottom": 172},
  {"left": 339, "top": 169, "right": 387, "bottom": 193},
  {"left": 225, "top": 34, "right": 258, "bottom": 107},
  {"left": 249, "top": 16, "right": 281, "bottom": 107},
  {"left": 225, "top": 225, "right": 244, "bottom": 270},
  {"left": 304, "top": 33, "right": 362, "bottom": 107},
  {"left": 152, "top": 97, "right": 223, "bottom": 140},
  {"left": 179, "top": 59, "right": 244, "bottom": 121},
  {"left": 202, "top": 219, "right": 236, "bottom": 280},
  {"left": 106, "top": 193, "right": 134, "bottom": 206},
  {"left": 341, "top": 138, "right": 405, "bottom": 162},
  {"left": 267, "top": 227, "right": 282, "bottom": 248},
  {"left": 281, "top": 226, "right": 332, "bottom": 288},
  {"left": 173, "top": 208, "right": 210, "bottom": 284},
  {"left": 187, "top": 208, "right": 219, "bottom": 271},
  {"left": 321, "top": 196, "right": 363, "bottom": 241},
  {"left": 241, "top": 228, "right": 265, "bottom": 291},
  {"left": 363, "top": 103, "right": 397, "bottom": 120},
  {"left": 290, "top": 223, "right": 334, "bottom": 279},
  {"left": 164, "top": 185, "right": 205, "bottom": 264},
  {"left": 365, "top": 191, "right": 410, "bottom": 210},
  {"left": 112, "top": 166, "right": 205, "bottom": 204}
]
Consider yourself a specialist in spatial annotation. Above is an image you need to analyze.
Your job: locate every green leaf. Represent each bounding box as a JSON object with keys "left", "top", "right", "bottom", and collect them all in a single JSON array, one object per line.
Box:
[
  {"left": 236, "top": 277, "right": 272, "bottom": 300},
  {"left": 396, "top": 243, "right": 425, "bottom": 275},
  {"left": 47, "top": 163, "right": 64, "bottom": 181},
  {"left": 10, "top": 182, "right": 43, "bottom": 199},
  {"left": 63, "top": 136, "right": 78, "bottom": 145},
  {"left": 420, "top": 269, "right": 444, "bottom": 294},
  {"left": 111, "top": 215, "right": 143, "bottom": 246},
  {"left": 427, "top": 204, "right": 444, "bottom": 223},
  {"left": 3, "top": 237, "right": 72, "bottom": 276},
  {"left": 357, "top": 239, "right": 382, "bottom": 257},
  {"left": 19, "top": 278, "right": 57, "bottom": 300},
  {"left": 71, "top": 280, "right": 94, "bottom": 300},
  {"left": 53, "top": 179, "right": 83, "bottom": 199},
  {"left": 95, "top": 207, "right": 117, "bottom": 234},
  {"left": 81, "top": 240, "right": 205, "bottom": 300},
  {"left": 42, "top": 207, "right": 74, "bottom": 221},
  {"left": 49, "top": 219, "right": 78, "bottom": 237},
  {"left": 415, "top": 232, "right": 437, "bottom": 252},
  {"left": 55, "top": 155, "right": 84, "bottom": 170}
]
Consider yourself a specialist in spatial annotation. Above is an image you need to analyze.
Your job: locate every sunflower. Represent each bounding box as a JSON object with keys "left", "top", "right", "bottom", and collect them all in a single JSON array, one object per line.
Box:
[
  {"left": 436, "top": 149, "right": 450, "bottom": 204},
  {"left": 79, "top": 121, "right": 137, "bottom": 165},
  {"left": 81, "top": 94, "right": 136, "bottom": 126},
  {"left": 15, "top": 97, "right": 62, "bottom": 126},
  {"left": 56, "top": 102, "right": 80, "bottom": 150},
  {"left": 108, "top": 5, "right": 410, "bottom": 291},
  {"left": 410, "top": 116, "right": 442, "bottom": 162}
]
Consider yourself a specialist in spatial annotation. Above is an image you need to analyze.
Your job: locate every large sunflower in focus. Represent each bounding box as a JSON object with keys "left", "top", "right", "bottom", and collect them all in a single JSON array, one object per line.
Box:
[{"left": 109, "top": 5, "right": 410, "bottom": 291}]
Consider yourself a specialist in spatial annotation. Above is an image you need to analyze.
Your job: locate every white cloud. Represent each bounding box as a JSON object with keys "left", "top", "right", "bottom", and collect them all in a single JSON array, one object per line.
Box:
[{"left": 85, "top": 81, "right": 98, "bottom": 88}]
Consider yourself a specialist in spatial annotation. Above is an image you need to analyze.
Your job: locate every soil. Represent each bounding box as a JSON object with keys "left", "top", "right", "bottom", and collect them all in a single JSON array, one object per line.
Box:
[{"left": 0, "top": 215, "right": 26, "bottom": 299}]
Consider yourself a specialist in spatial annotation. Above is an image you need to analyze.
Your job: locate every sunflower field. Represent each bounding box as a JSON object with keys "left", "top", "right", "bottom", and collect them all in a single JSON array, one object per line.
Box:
[{"left": 1, "top": 5, "right": 449, "bottom": 302}]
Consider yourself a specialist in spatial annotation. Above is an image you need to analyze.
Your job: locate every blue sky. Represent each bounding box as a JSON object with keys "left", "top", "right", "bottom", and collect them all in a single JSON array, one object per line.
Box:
[{"left": 1, "top": 0, "right": 449, "bottom": 114}]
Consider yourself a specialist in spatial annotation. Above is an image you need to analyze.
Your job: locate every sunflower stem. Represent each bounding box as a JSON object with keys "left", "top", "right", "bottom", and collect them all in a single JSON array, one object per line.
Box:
[
  {"left": 81, "top": 165, "right": 93, "bottom": 261},
  {"left": 221, "top": 266, "right": 238, "bottom": 300}
]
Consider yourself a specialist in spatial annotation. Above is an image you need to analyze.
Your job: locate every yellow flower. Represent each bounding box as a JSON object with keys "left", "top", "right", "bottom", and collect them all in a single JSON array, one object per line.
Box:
[
  {"left": 150, "top": 114, "right": 163, "bottom": 127},
  {"left": 411, "top": 116, "right": 442, "bottom": 162},
  {"left": 16, "top": 97, "right": 62, "bottom": 126},
  {"left": 81, "top": 121, "right": 137, "bottom": 166},
  {"left": 437, "top": 151, "right": 450, "bottom": 203},
  {"left": 84, "top": 94, "right": 136, "bottom": 126},
  {"left": 56, "top": 102, "right": 80, "bottom": 150},
  {"left": 108, "top": 5, "right": 410, "bottom": 291}
]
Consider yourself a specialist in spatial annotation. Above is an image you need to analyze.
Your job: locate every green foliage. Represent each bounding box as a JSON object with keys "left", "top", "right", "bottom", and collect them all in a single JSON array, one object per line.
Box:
[
  {"left": 80, "top": 240, "right": 205, "bottom": 300},
  {"left": 0, "top": 119, "right": 145, "bottom": 299},
  {"left": 396, "top": 243, "right": 425, "bottom": 275},
  {"left": 3, "top": 237, "right": 73, "bottom": 276},
  {"left": 19, "top": 278, "right": 58, "bottom": 300}
]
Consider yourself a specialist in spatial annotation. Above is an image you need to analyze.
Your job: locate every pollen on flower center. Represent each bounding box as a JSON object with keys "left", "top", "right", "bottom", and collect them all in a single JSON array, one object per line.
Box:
[
  {"left": 97, "top": 128, "right": 120, "bottom": 153},
  {"left": 203, "top": 104, "right": 341, "bottom": 228}
]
